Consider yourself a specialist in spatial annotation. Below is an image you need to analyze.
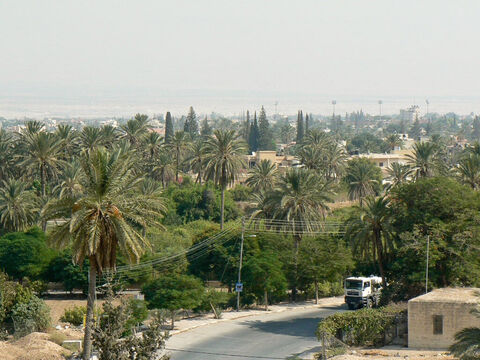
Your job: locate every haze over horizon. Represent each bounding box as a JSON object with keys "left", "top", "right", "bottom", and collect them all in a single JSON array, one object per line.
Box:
[{"left": 1, "top": 0, "right": 479, "bottom": 117}]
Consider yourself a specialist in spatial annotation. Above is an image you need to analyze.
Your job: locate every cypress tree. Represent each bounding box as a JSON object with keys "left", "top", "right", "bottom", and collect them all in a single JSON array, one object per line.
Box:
[
  {"left": 184, "top": 106, "right": 199, "bottom": 138},
  {"left": 305, "top": 113, "right": 309, "bottom": 133},
  {"left": 472, "top": 116, "right": 480, "bottom": 140},
  {"left": 244, "top": 110, "right": 251, "bottom": 142},
  {"left": 165, "top": 111, "right": 174, "bottom": 143},
  {"left": 296, "top": 110, "right": 304, "bottom": 143},
  {"left": 258, "top": 106, "right": 275, "bottom": 150},
  {"left": 200, "top": 116, "right": 212, "bottom": 137},
  {"left": 248, "top": 111, "right": 259, "bottom": 153}
]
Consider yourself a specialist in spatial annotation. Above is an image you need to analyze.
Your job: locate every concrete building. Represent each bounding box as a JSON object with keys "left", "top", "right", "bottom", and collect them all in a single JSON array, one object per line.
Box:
[{"left": 408, "top": 288, "right": 480, "bottom": 349}]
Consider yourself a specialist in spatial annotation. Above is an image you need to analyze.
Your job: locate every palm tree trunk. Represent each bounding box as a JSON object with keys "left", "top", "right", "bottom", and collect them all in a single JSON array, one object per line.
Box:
[
  {"left": 220, "top": 185, "right": 225, "bottom": 230},
  {"left": 315, "top": 278, "right": 319, "bottom": 305},
  {"left": 264, "top": 289, "right": 268, "bottom": 311},
  {"left": 41, "top": 164, "right": 47, "bottom": 232},
  {"left": 83, "top": 258, "right": 96, "bottom": 360},
  {"left": 375, "top": 229, "right": 387, "bottom": 287}
]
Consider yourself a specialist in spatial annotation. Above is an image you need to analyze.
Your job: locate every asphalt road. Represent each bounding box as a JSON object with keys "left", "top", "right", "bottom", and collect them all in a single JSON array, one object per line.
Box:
[{"left": 166, "top": 304, "right": 344, "bottom": 360}]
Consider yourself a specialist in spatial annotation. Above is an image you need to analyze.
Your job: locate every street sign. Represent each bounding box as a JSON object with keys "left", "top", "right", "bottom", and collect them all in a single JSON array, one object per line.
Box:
[{"left": 235, "top": 282, "right": 243, "bottom": 292}]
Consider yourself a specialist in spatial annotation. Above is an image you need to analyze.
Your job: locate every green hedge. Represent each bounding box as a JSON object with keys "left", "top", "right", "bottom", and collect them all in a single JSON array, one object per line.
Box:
[{"left": 316, "top": 304, "right": 406, "bottom": 347}]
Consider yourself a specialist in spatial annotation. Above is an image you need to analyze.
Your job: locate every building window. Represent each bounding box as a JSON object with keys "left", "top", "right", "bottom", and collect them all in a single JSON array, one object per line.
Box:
[
  {"left": 379, "top": 162, "right": 384, "bottom": 167},
  {"left": 433, "top": 315, "right": 443, "bottom": 335}
]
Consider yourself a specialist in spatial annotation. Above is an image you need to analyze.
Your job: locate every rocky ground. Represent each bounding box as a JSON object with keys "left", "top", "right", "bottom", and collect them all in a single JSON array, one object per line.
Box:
[{"left": 332, "top": 347, "right": 454, "bottom": 360}]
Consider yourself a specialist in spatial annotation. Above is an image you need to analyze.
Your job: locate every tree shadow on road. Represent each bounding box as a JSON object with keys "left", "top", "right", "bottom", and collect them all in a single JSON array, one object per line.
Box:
[{"left": 245, "top": 317, "right": 325, "bottom": 338}]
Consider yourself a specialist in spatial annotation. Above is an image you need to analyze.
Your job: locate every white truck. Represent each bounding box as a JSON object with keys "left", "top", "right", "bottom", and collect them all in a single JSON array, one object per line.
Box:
[{"left": 344, "top": 276, "right": 383, "bottom": 310}]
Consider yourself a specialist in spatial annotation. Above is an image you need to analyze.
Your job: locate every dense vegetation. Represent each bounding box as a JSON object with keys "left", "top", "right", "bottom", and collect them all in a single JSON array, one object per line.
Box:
[{"left": 1, "top": 109, "right": 480, "bottom": 358}]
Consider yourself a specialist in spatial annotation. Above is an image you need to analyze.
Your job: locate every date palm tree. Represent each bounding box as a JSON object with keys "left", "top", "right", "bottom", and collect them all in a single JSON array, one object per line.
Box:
[
  {"left": 246, "top": 159, "right": 278, "bottom": 192},
  {"left": 185, "top": 140, "right": 206, "bottom": 184},
  {"left": 120, "top": 115, "right": 150, "bottom": 146},
  {"left": 457, "top": 154, "right": 480, "bottom": 190},
  {"left": 385, "top": 162, "right": 412, "bottom": 191},
  {"left": 168, "top": 131, "right": 190, "bottom": 182},
  {"left": 79, "top": 126, "right": 103, "bottom": 152},
  {"left": 19, "top": 132, "right": 63, "bottom": 230},
  {"left": 0, "top": 130, "right": 15, "bottom": 182},
  {"left": 344, "top": 158, "right": 380, "bottom": 206},
  {"left": 385, "top": 134, "right": 402, "bottom": 152},
  {"left": 449, "top": 299, "right": 480, "bottom": 360},
  {"left": 406, "top": 141, "right": 438, "bottom": 179},
  {"left": 346, "top": 196, "right": 393, "bottom": 286},
  {"left": 0, "top": 179, "right": 38, "bottom": 232},
  {"left": 43, "top": 148, "right": 166, "bottom": 360},
  {"left": 203, "top": 129, "right": 246, "bottom": 229},
  {"left": 252, "top": 168, "right": 334, "bottom": 300}
]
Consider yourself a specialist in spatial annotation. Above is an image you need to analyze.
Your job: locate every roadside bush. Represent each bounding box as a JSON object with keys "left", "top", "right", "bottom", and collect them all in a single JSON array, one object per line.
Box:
[
  {"left": 60, "top": 305, "right": 87, "bottom": 326},
  {"left": 196, "top": 289, "right": 232, "bottom": 318},
  {"left": 316, "top": 304, "right": 406, "bottom": 347},
  {"left": 11, "top": 295, "right": 51, "bottom": 337}
]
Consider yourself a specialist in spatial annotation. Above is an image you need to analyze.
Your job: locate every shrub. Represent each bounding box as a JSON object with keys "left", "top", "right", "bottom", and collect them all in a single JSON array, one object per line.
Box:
[
  {"left": 316, "top": 304, "right": 406, "bottom": 347},
  {"left": 60, "top": 305, "right": 87, "bottom": 326},
  {"left": 229, "top": 185, "right": 252, "bottom": 201},
  {"left": 11, "top": 295, "right": 51, "bottom": 337},
  {"left": 125, "top": 299, "right": 149, "bottom": 330}
]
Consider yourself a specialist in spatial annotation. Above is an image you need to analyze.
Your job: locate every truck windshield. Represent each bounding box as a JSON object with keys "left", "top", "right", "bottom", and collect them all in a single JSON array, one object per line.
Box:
[{"left": 345, "top": 280, "right": 363, "bottom": 290}]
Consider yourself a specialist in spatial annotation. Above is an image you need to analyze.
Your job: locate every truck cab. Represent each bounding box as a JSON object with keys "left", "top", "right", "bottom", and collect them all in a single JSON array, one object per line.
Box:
[{"left": 344, "top": 276, "right": 382, "bottom": 310}]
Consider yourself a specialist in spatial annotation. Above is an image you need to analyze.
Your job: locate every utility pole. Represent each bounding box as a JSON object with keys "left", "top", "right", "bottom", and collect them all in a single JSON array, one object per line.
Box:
[
  {"left": 425, "top": 235, "right": 430, "bottom": 294},
  {"left": 236, "top": 217, "right": 245, "bottom": 312}
]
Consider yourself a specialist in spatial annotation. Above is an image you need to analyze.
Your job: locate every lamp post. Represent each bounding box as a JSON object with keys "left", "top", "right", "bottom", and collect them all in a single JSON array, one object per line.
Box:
[{"left": 425, "top": 235, "right": 430, "bottom": 294}]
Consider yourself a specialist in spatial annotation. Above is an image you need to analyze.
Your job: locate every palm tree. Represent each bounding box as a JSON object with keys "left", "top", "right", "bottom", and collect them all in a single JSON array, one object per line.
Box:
[
  {"left": 99, "top": 124, "right": 119, "bottom": 147},
  {"left": 43, "top": 148, "right": 166, "bottom": 360},
  {"left": 385, "top": 134, "right": 402, "bottom": 152},
  {"left": 449, "top": 300, "right": 480, "bottom": 359},
  {"left": 143, "top": 132, "right": 163, "bottom": 163},
  {"left": 344, "top": 158, "right": 380, "bottom": 205},
  {"left": 120, "top": 115, "right": 150, "bottom": 146},
  {"left": 385, "top": 162, "right": 412, "bottom": 191},
  {"left": 323, "top": 142, "right": 347, "bottom": 181},
  {"left": 185, "top": 140, "right": 205, "bottom": 184},
  {"left": 246, "top": 159, "right": 278, "bottom": 192},
  {"left": 19, "top": 131, "right": 63, "bottom": 231},
  {"left": 153, "top": 148, "right": 175, "bottom": 188},
  {"left": 79, "top": 126, "right": 103, "bottom": 152},
  {"left": 346, "top": 196, "right": 393, "bottom": 286},
  {"left": 54, "top": 159, "right": 85, "bottom": 199},
  {"left": 55, "top": 124, "right": 78, "bottom": 158},
  {"left": 168, "top": 131, "right": 190, "bottom": 182},
  {"left": 406, "top": 142, "right": 438, "bottom": 179},
  {"left": 303, "top": 129, "right": 332, "bottom": 148},
  {"left": 20, "top": 131, "right": 63, "bottom": 198},
  {"left": 0, "top": 179, "right": 38, "bottom": 232},
  {"left": 457, "top": 154, "right": 480, "bottom": 190},
  {"left": 298, "top": 145, "right": 323, "bottom": 171},
  {"left": 252, "top": 168, "right": 334, "bottom": 300},
  {"left": 203, "top": 129, "right": 246, "bottom": 229},
  {"left": 0, "top": 130, "right": 15, "bottom": 182}
]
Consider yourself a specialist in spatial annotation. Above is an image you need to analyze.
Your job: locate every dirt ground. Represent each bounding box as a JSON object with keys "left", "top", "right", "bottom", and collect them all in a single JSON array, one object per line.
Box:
[
  {"left": 45, "top": 298, "right": 122, "bottom": 324},
  {"left": 0, "top": 332, "right": 71, "bottom": 360},
  {"left": 333, "top": 347, "right": 455, "bottom": 360}
]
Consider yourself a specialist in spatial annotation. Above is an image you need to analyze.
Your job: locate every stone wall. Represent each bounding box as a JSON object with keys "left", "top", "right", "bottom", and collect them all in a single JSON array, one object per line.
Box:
[{"left": 408, "top": 301, "right": 480, "bottom": 349}]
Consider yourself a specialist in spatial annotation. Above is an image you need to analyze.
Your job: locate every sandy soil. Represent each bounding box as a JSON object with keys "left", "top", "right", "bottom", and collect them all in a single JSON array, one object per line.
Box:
[
  {"left": 333, "top": 347, "right": 455, "bottom": 360},
  {"left": 0, "top": 332, "right": 71, "bottom": 360}
]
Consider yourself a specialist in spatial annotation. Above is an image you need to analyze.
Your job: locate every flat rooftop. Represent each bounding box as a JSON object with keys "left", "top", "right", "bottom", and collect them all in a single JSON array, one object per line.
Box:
[{"left": 409, "top": 288, "right": 480, "bottom": 304}]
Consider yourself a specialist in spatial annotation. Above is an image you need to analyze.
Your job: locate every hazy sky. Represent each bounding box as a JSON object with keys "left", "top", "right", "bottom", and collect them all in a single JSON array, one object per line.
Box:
[{"left": 1, "top": 0, "right": 479, "bottom": 114}]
